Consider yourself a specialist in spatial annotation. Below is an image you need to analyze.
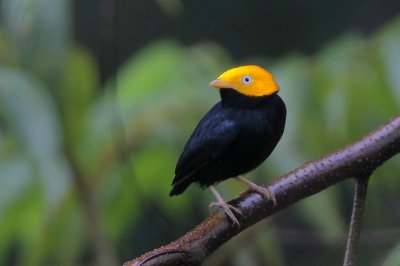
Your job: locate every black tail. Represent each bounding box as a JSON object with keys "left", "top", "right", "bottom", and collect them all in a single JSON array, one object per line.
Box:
[{"left": 169, "top": 178, "right": 192, "bottom": 196}]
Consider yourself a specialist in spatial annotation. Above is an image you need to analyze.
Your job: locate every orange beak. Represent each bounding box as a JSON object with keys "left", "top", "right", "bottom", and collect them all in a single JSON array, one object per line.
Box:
[{"left": 209, "top": 79, "right": 234, "bottom": 89}]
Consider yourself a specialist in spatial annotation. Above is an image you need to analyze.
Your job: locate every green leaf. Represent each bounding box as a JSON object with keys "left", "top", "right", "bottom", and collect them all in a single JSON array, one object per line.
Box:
[
  {"left": 0, "top": 26, "right": 17, "bottom": 66},
  {"left": 297, "top": 188, "right": 345, "bottom": 233},
  {"left": 60, "top": 46, "right": 98, "bottom": 148},
  {"left": 381, "top": 242, "right": 400, "bottom": 266},
  {"left": 116, "top": 40, "right": 186, "bottom": 107},
  {"left": 0, "top": 66, "right": 71, "bottom": 207},
  {"left": 1, "top": 0, "right": 70, "bottom": 81},
  {"left": 0, "top": 154, "right": 32, "bottom": 217}
]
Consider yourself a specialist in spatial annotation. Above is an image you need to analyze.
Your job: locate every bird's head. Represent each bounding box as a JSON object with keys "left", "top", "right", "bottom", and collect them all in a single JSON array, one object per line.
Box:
[{"left": 209, "top": 65, "right": 279, "bottom": 97}]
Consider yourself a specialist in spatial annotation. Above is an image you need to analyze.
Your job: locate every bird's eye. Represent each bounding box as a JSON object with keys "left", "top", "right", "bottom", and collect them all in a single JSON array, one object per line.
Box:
[{"left": 242, "top": 75, "right": 252, "bottom": 84}]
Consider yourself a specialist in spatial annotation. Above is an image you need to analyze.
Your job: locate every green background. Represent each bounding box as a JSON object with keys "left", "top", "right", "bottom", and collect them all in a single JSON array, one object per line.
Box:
[{"left": 0, "top": 1, "right": 399, "bottom": 265}]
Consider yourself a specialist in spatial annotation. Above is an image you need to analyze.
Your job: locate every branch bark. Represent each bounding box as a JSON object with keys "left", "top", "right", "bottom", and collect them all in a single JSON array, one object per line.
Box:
[
  {"left": 124, "top": 115, "right": 400, "bottom": 266},
  {"left": 343, "top": 175, "right": 370, "bottom": 266}
]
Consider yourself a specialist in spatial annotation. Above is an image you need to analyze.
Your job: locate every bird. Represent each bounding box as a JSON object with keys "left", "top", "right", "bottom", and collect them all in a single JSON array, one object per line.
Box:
[{"left": 169, "top": 65, "right": 286, "bottom": 226}]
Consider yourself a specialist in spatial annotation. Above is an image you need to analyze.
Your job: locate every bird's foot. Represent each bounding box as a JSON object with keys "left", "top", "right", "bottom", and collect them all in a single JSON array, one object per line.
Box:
[
  {"left": 236, "top": 176, "right": 277, "bottom": 206},
  {"left": 209, "top": 185, "right": 242, "bottom": 227},
  {"left": 209, "top": 201, "right": 241, "bottom": 227}
]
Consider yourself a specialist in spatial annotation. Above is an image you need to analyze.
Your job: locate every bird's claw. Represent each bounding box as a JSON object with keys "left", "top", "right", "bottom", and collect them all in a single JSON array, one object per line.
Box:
[
  {"left": 240, "top": 185, "right": 277, "bottom": 206},
  {"left": 209, "top": 202, "right": 242, "bottom": 215},
  {"left": 209, "top": 202, "right": 241, "bottom": 227}
]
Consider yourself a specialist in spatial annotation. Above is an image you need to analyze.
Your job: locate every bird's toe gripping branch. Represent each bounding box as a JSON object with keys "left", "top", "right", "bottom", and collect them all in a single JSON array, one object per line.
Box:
[
  {"left": 208, "top": 175, "right": 278, "bottom": 227},
  {"left": 209, "top": 185, "right": 242, "bottom": 227},
  {"left": 236, "top": 175, "right": 277, "bottom": 206}
]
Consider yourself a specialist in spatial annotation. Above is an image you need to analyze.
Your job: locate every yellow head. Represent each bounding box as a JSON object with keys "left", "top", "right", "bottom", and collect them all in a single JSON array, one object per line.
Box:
[{"left": 209, "top": 65, "right": 279, "bottom": 97}]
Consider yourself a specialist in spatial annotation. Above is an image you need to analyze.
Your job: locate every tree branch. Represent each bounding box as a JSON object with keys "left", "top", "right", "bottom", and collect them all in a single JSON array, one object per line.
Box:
[
  {"left": 343, "top": 175, "right": 370, "bottom": 266},
  {"left": 124, "top": 115, "right": 400, "bottom": 266}
]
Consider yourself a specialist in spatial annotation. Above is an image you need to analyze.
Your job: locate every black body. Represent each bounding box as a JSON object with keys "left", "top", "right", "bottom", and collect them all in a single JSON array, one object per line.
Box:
[{"left": 170, "top": 89, "right": 286, "bottom": 196}]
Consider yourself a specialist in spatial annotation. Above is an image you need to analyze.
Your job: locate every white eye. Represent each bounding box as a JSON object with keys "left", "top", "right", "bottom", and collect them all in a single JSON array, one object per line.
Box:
[{"left": 242, "top": 75, "right": 252, "bottom": 84}]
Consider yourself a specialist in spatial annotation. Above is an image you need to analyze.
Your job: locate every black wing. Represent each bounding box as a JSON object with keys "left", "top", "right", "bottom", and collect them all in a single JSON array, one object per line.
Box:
[{"left": 170, "top": 105, "right": 239, "bottom": 195}]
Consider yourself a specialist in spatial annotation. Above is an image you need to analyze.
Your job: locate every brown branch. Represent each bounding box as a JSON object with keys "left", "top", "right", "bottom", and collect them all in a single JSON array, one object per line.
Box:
[
  {"left": 124, "top": 115, "right": 400, "bottom": 266},
  {"left": 343, "top": 175, "right": 370, "bottom": 266}
]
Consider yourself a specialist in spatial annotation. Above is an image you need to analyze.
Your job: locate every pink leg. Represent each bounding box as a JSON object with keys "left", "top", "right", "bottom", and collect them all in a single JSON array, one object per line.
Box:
[{"left": 236, "top": 175, "right": 277, "bottom": 206}]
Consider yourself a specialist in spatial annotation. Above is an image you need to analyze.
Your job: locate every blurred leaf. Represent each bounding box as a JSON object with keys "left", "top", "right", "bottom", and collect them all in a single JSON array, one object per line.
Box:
[
  {"left": 81, "top": 41, "right": 187, "bottom": 169},
  {"left": 255, "top": 227, "right": 286, "bottom": 266},
  {"left": 376, "top": 18, "right": 400, "bottom": 105},
  {"left": 17, "top": 193, "right": 46, "bottom": 266},
  {"left": 47, "top": 197, "right": 86, "bottom": 266},
  {"left": 297, "top": 188, "right": 345, "bottom": 233},
  {"left": 1, "top": 0, "right": 70, "bottom": 82},
  {"left": 83, "top": 40, "right": 227, "bottom": 179},
  {"left": 381, "top": 242, "right": 400, "bottom": 266},
  {"left": 0, "top": 144, "right": 36, "bottom": 264},
  {"left": 0, "top": 66, "right": 71, "bottom": 208},
  {"left": 0, "top": 154, "right": 32, "bottom": 217},
  {"left": 155, "top": 0, "right": 183, "bottom": 17},
  {"left": 0, "top": 26, "right": 17, "bottom": 66},
  {"left": 134, "top": 144, "right": 175, "bottom": 199},
  {"left": 116, "top": 41, "right": 185, "bottom": 106},
  {"left": 60, "top": 46, "right": 98, "bottom": 149},
  {"left": 269, "top": 55, "right": 311, "bottom": 171},
  {"left": 0, "top": 184, "right": 46, "bottom": 265}
]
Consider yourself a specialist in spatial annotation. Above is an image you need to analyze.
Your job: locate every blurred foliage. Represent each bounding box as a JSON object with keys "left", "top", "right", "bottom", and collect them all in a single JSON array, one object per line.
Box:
[{"left": 0, "top": 0, "right": 399, "bottom": 265}]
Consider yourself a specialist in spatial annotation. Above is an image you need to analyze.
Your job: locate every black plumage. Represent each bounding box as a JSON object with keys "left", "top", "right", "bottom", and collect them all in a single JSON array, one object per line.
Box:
[{"left": 170, "top": 89, "right": 286, "bottom": 196}]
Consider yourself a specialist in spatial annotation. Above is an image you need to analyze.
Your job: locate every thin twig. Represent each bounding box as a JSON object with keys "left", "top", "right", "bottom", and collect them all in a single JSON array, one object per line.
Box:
[
  {"left": 343, "top": 175, "right": 370, "bottom": 266},
  {"left": 124, "top": 115, "right": 400, "bottom": 266}
]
